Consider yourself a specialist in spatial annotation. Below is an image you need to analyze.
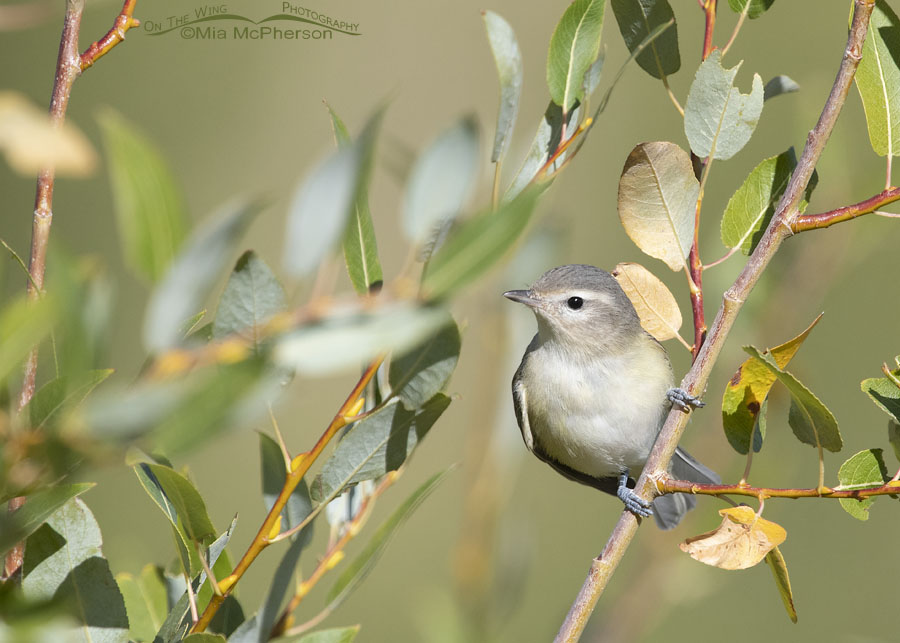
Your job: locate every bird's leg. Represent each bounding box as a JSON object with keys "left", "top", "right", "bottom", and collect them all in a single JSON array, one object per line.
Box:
[
  {"left": 667, "top": 388, "right": 705, "bottom": 412},
  {"left": 616, "top": 471, "right": 652, "bottom": 518}
]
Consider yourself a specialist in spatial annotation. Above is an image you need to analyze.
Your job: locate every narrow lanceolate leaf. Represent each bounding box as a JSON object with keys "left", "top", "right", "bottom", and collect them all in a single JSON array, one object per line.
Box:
[
  {"left": 765, "top": 547, "right": 797, "bottom": 623},
  {"left": 680, "top": 506, "right": 786, "bottom": 570},
  {"left": 27, "top": 368, "right": 113, "bottom": 430},
  {"left": 610, "top": 0, "right": 680, "bottom": 79},
  {"left": 325, "top": 469, "right": 452, "bottom": 610},
  {"left": 0, "top": 483, "right": 94, "bottom": 556},
  {"left": 402, "top": 117, "right": 480, "bottom": 250},
  {"left": 310, "top": 394, "right": 451, "bottom": 503},
  {"left": 504, "top": 102, "right": 578, "bottom": 200},
  {"left": 0, "top": 292, "right": 59, "bottom": 385},
  {"left": 144, "top": 200, "right": 260, "bottom": 352},
  {"left": 97, "top": 109, "right": 188, "bottom": 282},
  {"left": 547, "top": 0, "right": 606, "bottom": 112},
  {"left": 116, "top": 565, "right": 169, "bottom": 643},
  {"left": 388, "top": 315, "right": 461, "bottom": 410},
  {"left": 284, "top": 137, "right": 364, "bottom": 277},
  {"left": 727, "top": 0, "right": 776, "bottom": 19},
  {"left": 275, "top": 303, "right": 448, "bottom": 376},
  {"left": 259, "top": 432, "right": 313, "bottom": 545},
  {"left": 683, "top": 50, "right": 764, "bottom": 160},
  {"left": 837, "top": 449, "right": 889, "bottom": 520},
  {"left": 722, "top": 314, "right": 822, "bottom": 454},
  {"left": 611, "top": 262, "right": 681, "bottom": 341},
  {"left": 22, "top": 498, "right": 129, "bottom": 642},
  {"left": 861, "top": 366, "right": 900, "bottom": 423},
  {"left": 422, "top": 188, "right": 540, "bottom": 299},
  {"left": 763, "top": 75, "right": 799, "bottom": 101},
  {"left": 483, "top": 11, "right": 524, "bottom": 163},
  {"left": 617, "top": 142, "right": 698, "bottom": 271},
  {"left": 212, "top": 250, "right": 286, "bottom": 348},
  {"left": 135, "top": 462, "right": 217, "bottom": 543},
  {"left": 855, "top": 0, "right": 900, "bottom": 156},
  {"left": 721, "top": 148, "right": 817, "bottom": 255},
  {"left": 744, "top": 346, "right": 842, "bottom": 452},
  {"left": 329, "top": 105, "right": 386, "bottom": 294}
]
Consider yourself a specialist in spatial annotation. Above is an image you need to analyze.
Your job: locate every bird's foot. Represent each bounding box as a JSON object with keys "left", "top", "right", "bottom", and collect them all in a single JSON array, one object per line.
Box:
[
  {"left": 667, "top": 387, "right": 705, "bottom": 412},
  {"left": 616, "top": 473, "right": 652, "bottom": 518}
]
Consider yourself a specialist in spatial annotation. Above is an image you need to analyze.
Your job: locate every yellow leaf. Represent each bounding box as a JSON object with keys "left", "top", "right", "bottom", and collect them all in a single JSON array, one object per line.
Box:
[
  {"left": 722, "top": 313, "right": 823, "bottom": 453},
  {"left": 766, "top": 546, "right": 797, "bottom": 623},
  {"left": 612, "top": 262, "right": 682, "bottom": 341},
  {"left": 680, "top": 506, "right": 787, "bottom": 570},
  {"left": 0, "top": 91, "right": 96, "bottom": 176}
]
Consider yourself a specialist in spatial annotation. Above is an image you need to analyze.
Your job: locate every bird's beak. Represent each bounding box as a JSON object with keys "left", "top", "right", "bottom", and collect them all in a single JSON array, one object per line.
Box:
[{"left": 503, "top": 290, "right": 540, "bottom": 308}]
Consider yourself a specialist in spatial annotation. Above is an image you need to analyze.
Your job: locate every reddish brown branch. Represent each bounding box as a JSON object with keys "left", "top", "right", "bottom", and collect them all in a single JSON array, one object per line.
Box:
[
  {"left": 791, "top": 186, "right": 900, "bottom": 232},
  {"left": 660, "top": 477, "right": 900, "bottom": 500},
  {"left": 79, "top": 0, "right": 140, "bottom": 71}
]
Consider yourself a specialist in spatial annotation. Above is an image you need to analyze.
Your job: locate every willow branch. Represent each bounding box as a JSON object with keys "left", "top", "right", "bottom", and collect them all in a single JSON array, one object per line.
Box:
[
  {"left": 659, "top": 477, "right": 900, "bottom": 500},
  {"left": 191, "top": 358, "right": 383, "bottom": 633},
  {"left": 79, "top": 0, "right": 140, "bottom": 71},
  {"left": 791, "top": 186, "right": 900, "bottom": 232},
  {"left": 554, "top": 3, "right": 875, "bottom": 641}
]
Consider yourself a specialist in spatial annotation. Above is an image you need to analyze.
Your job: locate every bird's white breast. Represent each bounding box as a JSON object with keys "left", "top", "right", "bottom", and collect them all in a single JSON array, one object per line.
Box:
[{"left": 521, "top": 336, "right": 672, "bottom": 479}]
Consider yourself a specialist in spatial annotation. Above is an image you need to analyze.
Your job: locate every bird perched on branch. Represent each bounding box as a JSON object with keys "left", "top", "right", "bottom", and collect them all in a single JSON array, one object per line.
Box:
[{"left": 505, "top": 264, "right": 719, "bottom": 529}]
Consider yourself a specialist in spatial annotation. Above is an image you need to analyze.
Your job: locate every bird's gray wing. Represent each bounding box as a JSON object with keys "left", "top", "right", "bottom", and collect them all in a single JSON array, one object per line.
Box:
[{"left": 512, "top": 353, "right": 619, "bottom": 497}]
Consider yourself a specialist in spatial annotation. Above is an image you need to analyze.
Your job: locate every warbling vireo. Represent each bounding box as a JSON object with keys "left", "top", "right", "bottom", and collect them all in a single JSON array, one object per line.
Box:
[{"left": 505, "top": 264, "right": 719, "bottom": 529}]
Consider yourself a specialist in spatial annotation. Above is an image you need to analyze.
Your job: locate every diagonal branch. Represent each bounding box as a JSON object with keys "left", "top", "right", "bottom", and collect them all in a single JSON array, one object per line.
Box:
[
  {"left": 554, "top": 2, "right": 876, "bottom": 641},
  {"left": 791, "top": 186, "right": 900, "bottom": 232}
]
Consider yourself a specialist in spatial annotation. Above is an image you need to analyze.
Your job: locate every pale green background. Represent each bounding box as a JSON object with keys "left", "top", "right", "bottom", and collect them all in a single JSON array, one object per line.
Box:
[{"left": 2, "top": 1, "right": 899, "bottom": 641}]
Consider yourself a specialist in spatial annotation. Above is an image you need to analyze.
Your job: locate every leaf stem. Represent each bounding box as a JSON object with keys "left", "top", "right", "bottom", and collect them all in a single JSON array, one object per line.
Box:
[
  {"left": 661, "top": 74, "right": 684, "bottom": 117},
  {"left": 720, "top": 0, "right": 751, "bottom": 59},
  {"left": 791, "top": 186, "right": 900, "bottom": 231},
  {"left": 703, "top": 245, "right": 740, "bottom": 269},
  {"left": 701, "top": 0, "right": 718, "bottom": 61},
  {"left": 554, "top": 3, "right": 875, "bottom": 640},
  {"left": 658, "top": 476, "right": 900, "bottom": 500},
  {"left": 190, "top": 357, "right": 383, "bottom": 633}
]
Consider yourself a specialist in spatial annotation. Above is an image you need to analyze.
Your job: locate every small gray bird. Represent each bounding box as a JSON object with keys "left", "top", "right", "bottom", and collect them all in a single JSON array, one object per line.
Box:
[{"left": 505, "top": 264, "right": 719, "bottom": 529}]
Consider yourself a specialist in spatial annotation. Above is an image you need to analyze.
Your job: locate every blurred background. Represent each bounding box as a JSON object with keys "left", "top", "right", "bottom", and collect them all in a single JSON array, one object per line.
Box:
[{"left": 2, "top": 0, "right": 899, "bottom": 641}]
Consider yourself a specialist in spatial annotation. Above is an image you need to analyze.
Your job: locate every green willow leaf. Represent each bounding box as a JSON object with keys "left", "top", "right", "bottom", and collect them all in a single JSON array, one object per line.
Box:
[
  {"left": 683, "top": 50, "right": 764, "bottom": 160},
  {"left": 861, "top": 367, "right": 900, "bottom": 423},
  {"left": 22, "top": 498, "right": 129, "bottom": 642},
  {"left": 136, "top": 463, "right": 217, "bottom": 543},
  {"left": 0, "top": 483, "right": 94, "bottom": 556},
  {"left": 27, "top": 368, "right": 113, "bottom": 430},
  {"left": 720, "top": 149, "right": 819, "bottom": 255},
  {"left": 546, "top": 0, "right": 606, "bottom": 112},
  {"left": 97, "top": 108, "right": 189, "bottom": 283},
  {"left": 504, "top": 101, "right": 578, "bottom": 201},
  {"left": 763, "top": 75, "right": 799, "bottom": 101},
  {"left": 855, "top": 0, "right": 900, "bottom": 157},
  {"left": 610, "top": 0, "right": 680, "bottom": 79},
  {"left": 0, "top": 292, "right": 59, "bottom": 385},
  {"left": 293, "top": 627, "right": 361, "bottom": 643},
  {"left": 837, "top": 449, "right": 889, "bottom": 520},
  {"left": 116, "top": 565, "right": 168, "bottom": 643},
  {"left": 328, "top": 105, "right": 386, "bottom": 294},
  {"left": 212, "top": 250, "right": 286, "bottom": 348},
  {"left": 144, "top": 199, "right": 260, "bottom": 352},
  {"left": 744, "top": 346, "right": 842, "bottom": 452},
  {"left": 422, "top": 188, "right": 540, "bottom": 300},
  {"left": 389, "top": 316, "right": 460, "bottom": 410},
  {"left": 325, "top": 468, "right": 452, "bottom": 610},
  {"left": 483, "top": 10, "right": 524, "bottom": 163},
  {"left": 764, "top": 547, "right": 797, "bottom": 624},
  {"left": 727, "top": 0, "right": 776, "bottom": 19},
  {"left": 617, "top": 141, "right": 697, "bottom": 271},
  {"left": 310, "top": 394, "right": 451, "bottom": 503},
  {"left": 402, "top": 117, "right": 480, "bottom": 250}
]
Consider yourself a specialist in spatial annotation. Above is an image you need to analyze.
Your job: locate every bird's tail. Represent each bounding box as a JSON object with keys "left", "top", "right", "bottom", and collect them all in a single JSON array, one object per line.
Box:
[{"left": 652, "top": 447, "right": 720, "bottom": 530}]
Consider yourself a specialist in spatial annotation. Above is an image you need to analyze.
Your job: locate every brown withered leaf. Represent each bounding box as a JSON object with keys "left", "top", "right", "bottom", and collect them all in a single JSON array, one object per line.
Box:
[
  {"left": 0, "top": 91, "right": 96, "bottom": 176},
  {"left": 612, "top": 262, "right": 682, "bottom": 342},
  {"left": 680, "top": 506, "right": 786, "bottom": 570}
]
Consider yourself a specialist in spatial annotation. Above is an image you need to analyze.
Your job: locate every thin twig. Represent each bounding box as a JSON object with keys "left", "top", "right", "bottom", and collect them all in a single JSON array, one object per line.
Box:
[
  {"left": 791, "top": 186, "right": 900, "bottom": 231},
  {"left": 721, "top": 0, "right": 752, "bottom": 58},
  {"left": 190, "top": 358, "right": 383, "bottom": 633},
  {"left": 659, "top": 476, "right": 900, "bottom": 500},
  {"left": 79, "top": 0, "right": 139, "bottom": 71},
  {"left": 554, "top": 3, "right": 875, "bottom": 640}
]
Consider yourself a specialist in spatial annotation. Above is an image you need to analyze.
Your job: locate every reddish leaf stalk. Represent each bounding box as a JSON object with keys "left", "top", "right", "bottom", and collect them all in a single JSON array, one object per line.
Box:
[
  {"left": 791, "top": 186, "right": 900, "bottom": 232},
  {"left": 660, "top": 477, "right": 900, "bottom": 500},
  {"left": 79, "top": 0, "right": 140, "bottom": 71}
]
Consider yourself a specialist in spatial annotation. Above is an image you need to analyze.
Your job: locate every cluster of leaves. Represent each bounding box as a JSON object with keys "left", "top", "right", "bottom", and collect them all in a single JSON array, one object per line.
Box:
[
  {"left": 598, "top": 0, "right": 900, "bottom": 625},
  {"left": 0, "top": 0, "right": 648, "bottom": 638}
]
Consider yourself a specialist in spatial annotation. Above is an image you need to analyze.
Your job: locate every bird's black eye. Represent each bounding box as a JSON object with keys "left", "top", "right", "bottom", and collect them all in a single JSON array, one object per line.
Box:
[{"left": 567, "top": 296, "right": 584, "bottom": 310}]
